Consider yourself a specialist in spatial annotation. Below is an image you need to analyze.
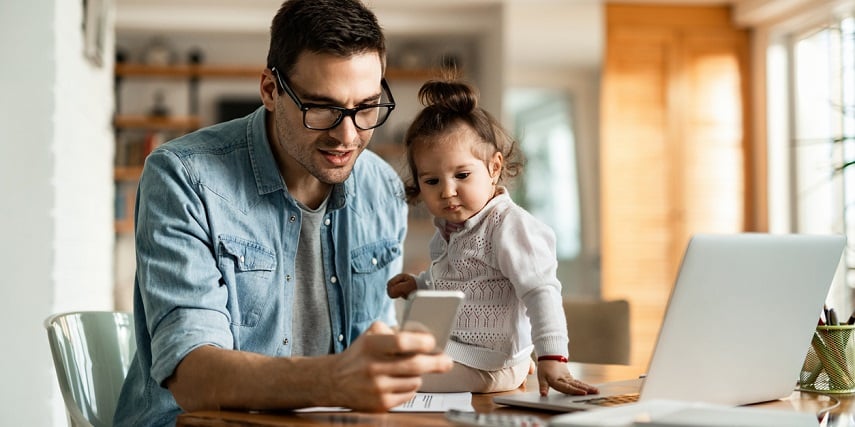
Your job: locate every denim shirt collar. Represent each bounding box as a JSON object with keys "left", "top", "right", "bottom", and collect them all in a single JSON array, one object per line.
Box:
[{"left": 246, "top": 106, "right": 349, "bottom": 211}]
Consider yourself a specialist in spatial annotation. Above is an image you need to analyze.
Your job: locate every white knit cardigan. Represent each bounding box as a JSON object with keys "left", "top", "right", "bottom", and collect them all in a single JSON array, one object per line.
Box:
[{"left": 413, "top": 187, "right": 569, "bottom": 371}]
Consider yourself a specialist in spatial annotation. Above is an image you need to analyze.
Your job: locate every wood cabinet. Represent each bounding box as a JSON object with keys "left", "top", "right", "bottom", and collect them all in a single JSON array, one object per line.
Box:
[{"left": 600, "top": 4, "right": 751, "bottom": 367}]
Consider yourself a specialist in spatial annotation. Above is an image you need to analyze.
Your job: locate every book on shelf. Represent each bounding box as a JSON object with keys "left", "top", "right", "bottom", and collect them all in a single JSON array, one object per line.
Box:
[
  {"left": 115, "top": 129, "right": 174, "bottom": 168},
  {"left": 114, "top": 180, "right": 137, "bottom": 222}
]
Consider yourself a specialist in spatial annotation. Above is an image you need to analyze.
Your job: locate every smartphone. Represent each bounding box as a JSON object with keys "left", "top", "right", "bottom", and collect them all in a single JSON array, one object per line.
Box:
[{"left": 400, "top": 290, "right": 466, "bottom": 353}]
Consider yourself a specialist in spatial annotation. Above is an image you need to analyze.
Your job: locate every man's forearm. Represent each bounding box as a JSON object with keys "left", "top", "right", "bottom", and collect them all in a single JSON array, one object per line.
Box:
[
  {"left": 167, "top": 345, "right": 335, "bottom": 412},
  {"left": 165, "top": 324, "right": 453, "bottom": 413}
]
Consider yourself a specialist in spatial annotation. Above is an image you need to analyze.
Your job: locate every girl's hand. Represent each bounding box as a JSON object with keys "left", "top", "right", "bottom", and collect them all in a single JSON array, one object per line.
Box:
[
  {"left": 536, "top": 360, "right": 599, "bottom": 396},
  {"left": 387, "top": 274, "right": 417, "bottom": 298}
]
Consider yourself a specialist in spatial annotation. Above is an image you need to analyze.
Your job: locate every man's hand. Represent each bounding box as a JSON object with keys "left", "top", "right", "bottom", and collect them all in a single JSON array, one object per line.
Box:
[
  {"left": 536, "top": 360, "right": 599, "bottom": 397},
  {"left": 387, "top": 274, "right": 417, "bottom": 299},
  {"left": 325, "top": 322, "right": 454, "bottom": 411},
  {"left": 167, "top": 322, "right": 452, "bottom": 413}
]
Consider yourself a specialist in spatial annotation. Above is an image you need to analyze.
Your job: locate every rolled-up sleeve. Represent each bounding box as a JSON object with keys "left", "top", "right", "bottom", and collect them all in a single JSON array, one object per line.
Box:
[{"left": 136, "top": 149, "right": 234, "bottom": 384}]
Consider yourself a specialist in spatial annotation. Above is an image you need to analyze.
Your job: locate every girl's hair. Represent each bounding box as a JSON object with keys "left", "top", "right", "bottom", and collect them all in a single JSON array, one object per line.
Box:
[
  {"left": 267, "top": 0, "right": 386, "bottom": 77},
  {"left": 402, "top": 72, "right": 523, "bottom": 204}
]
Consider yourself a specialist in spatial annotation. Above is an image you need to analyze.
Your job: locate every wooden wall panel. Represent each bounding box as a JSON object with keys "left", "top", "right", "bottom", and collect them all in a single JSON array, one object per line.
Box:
[{"left": 601, "top": 4, "right": 751, "bottom": 366}]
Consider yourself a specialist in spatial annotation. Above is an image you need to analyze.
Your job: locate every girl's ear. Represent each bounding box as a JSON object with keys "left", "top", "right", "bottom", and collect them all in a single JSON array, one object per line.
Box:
[{"left": 489, "top": 151, "right": 504, "bottom": 183}]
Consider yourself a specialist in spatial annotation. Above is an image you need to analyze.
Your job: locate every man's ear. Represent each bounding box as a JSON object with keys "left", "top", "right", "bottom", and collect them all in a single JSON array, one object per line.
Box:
[{"left": 260, "top": 69, "right": 278, "bottom": 112}]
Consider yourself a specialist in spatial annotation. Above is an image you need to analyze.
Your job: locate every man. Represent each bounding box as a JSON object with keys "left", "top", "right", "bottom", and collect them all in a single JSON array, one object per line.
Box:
[{"left": 114, "top": 0, "right": 452, "bottom": 424}]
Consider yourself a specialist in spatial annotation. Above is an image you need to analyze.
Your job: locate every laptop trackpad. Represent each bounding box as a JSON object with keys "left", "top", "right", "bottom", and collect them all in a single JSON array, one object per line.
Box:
[
  {"left": 493, "top": 378, "right": 644, "bottom": 411},
  {"left": 561, "top": 378, "right": 643, "bottom": 402}
]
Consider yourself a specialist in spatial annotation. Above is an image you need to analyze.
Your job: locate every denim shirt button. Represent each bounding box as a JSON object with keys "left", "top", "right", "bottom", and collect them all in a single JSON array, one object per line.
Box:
[
  {"left": 289, "top": 215, "right": 296, "bottom": 223},
  {"left": 337, "top": 334, "right": 344, "bottom": 342},
  {"left": 283, "top": 338, "right": 289, "bottom": 345},
  {"left": 239, "top": 256, "right": 245, "bottom": 263},
  {"left": 330, "top": 276, "right": 337, "bottom": 284},
  {"left": 286, "top": 274, "right": 292, "bottom": 281},
  {"left": 371, "top": 257, "right": 378, "bottom": 265},
  {"left": 324, "top": 218, "right": 331, "bottom": 226}
]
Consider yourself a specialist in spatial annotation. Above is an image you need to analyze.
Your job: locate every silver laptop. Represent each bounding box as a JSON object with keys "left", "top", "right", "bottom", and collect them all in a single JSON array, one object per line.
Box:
[{"left": 494, "top": 233, "right": 845, "bottom": 412}]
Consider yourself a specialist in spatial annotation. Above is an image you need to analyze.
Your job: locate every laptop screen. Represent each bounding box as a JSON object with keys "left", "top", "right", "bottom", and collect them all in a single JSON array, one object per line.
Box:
[
  {"left": 493, "top": 233, "right": 845, "bottom": 411},
  {"left": 640, "top": 233, "right": 845, "bottom": 405}
]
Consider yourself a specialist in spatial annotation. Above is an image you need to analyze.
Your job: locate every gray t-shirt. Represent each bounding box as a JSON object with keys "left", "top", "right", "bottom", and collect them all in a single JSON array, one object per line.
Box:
[{"left": 291, "top": 196, "right": 333, "bottom": 356}]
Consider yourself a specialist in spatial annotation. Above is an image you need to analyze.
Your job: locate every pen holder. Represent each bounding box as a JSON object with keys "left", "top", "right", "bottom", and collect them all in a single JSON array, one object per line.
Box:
[{"left": 798, "top": 325, "right": 855, "bottom": 394}]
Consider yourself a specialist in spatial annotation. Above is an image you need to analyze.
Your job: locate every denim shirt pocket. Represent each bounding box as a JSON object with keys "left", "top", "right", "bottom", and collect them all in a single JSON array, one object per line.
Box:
[
  {"left": 350, "top": 239, "right": 402, "bottom": 321},
  {"left": 218, "top": 235, "right": 277, "bottom": 327}
]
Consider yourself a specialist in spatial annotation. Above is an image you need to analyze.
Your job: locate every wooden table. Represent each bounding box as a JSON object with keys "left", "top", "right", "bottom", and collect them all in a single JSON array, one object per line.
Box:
[{"left": 176, "top": 363, "right": 855, "bottom": 426}]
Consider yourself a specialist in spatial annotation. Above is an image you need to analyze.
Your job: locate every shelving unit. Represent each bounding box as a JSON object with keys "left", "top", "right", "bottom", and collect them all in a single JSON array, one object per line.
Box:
[
  {"left": 115, "top": 63, "right": 262, "bottom": 78},
  {"left": 112, "top": 63, "right": 438, "bottom": 234},
  {"left": 113, "top": 114, "right": 201, "bottom": 130},
  {"left": 113, "top": 63, "right": 262, "bottom": 234},
  {"left": 114, "top": 63, "right": 262, "bottom": 127}
]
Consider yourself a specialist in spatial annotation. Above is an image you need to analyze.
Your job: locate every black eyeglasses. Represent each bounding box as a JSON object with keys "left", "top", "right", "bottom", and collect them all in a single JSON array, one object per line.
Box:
[{"left": 271, "top": 67, "right": 395, "bottom": 131}]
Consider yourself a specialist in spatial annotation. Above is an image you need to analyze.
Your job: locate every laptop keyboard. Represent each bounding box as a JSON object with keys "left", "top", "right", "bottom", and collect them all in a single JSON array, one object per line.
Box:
[{"left": 576, "top": 393, "right": 640, "bottom": 406}]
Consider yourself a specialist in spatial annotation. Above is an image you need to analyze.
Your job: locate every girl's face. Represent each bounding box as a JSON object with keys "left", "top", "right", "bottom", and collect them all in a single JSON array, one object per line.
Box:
[{"left": 412, "top": 124, "right": 503, "bottom": 224}]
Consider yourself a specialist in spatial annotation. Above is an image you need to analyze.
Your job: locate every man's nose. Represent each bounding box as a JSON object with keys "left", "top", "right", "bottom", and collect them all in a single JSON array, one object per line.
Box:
[{"left": 327, "top": 115, "right": 361, "bottom": 146}]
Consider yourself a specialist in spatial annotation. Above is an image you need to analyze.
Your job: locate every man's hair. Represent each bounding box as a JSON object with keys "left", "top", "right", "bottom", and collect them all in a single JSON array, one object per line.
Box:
[{"left": 267, "top": 0, "right": 386, "bottom": 77}]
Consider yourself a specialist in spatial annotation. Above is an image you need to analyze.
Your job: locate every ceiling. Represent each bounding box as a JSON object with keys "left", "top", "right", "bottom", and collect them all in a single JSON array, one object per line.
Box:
[
  {"left": 113, "top": 0, "right": 813, "bottom": 71},
  {"left": 115, "top": 0, "right": 613, "bottom": 70}
]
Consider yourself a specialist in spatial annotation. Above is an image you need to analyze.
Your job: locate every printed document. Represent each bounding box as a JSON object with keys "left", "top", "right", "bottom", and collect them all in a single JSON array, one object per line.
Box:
[{"left": 295, "top": 392, "right": 474, "bottom": 413}]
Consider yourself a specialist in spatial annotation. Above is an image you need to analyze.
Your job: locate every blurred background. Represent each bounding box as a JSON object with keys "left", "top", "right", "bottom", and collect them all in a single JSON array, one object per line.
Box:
[{"left": 3, "top": 0, "right": 855, "bottom": 424}]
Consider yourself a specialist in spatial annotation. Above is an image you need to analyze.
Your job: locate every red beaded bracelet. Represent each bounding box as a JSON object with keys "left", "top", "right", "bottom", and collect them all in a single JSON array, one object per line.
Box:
[{"left": 537, "top": 355, "right": 568, "bottom": 363}]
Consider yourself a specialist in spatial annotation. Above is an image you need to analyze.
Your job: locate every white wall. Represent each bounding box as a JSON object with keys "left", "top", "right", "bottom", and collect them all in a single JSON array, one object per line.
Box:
[{"left": 0, "top": 0, "right": 115, "bottom": 425}]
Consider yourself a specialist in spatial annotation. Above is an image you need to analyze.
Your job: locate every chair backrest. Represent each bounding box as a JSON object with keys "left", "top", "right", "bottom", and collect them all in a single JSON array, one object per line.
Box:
[
  {"left": 563, "top": 298, "right": 631, "bottom": 365},
  {"left": 44, "top": 311, "right": 136, "bottom": 427}
]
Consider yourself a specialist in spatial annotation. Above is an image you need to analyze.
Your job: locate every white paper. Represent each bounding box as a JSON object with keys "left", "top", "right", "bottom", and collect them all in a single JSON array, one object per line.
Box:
[
  {"left": 294, "top": 392, "right": 474, "bottom": 413},
  {"left": 390, "top": 392, "right": 474, "bottom": 412}
]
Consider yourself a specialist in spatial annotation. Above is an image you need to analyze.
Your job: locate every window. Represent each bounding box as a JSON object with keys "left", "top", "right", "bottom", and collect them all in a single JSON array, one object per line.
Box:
[
  {"left": 506, "top": 89, "right": 582, "bottom": 260},
  {"left": 779, "top": 13, "right": 855, "bottom": 311}
]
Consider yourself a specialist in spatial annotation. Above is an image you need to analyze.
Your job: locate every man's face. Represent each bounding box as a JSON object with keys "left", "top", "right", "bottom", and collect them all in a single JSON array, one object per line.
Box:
[{"left": 268, "top": 51, "right": 384, "bottom": 185}]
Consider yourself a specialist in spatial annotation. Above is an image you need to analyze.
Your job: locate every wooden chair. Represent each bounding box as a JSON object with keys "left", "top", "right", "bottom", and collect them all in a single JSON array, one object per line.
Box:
[{"left": 563, "top": 298, "right": 631, "bottom": 365}]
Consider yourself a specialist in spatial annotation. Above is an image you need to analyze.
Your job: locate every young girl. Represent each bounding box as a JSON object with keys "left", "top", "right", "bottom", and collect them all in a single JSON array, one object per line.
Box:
[{"left": 387, "top": 76, "right": 599, "bottom": 396}]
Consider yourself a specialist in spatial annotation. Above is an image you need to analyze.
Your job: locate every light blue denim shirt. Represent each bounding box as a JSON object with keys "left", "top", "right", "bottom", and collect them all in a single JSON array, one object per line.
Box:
[{"left": 115, "top": 106, "right": 406, "bottom": 426}]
